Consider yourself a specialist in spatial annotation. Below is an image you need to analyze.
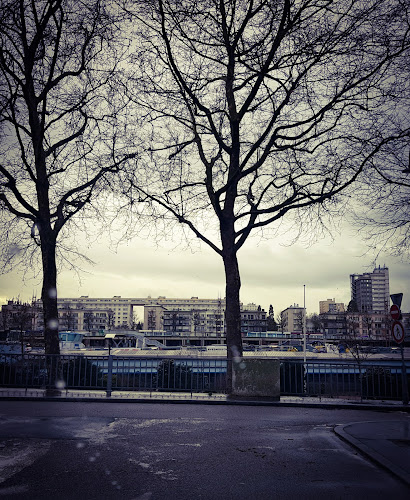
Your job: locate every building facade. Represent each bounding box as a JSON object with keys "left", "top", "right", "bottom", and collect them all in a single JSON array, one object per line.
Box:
[
  {"left": 240, "top": 304, "right": 267, "bottom": 335},
  {"left": 31, "top": 296, "right": 265, "bottom": 336},
  {"left": 350, "top": 265, "right": 390, "bottom": 314},
  {"left": 319, "top": 298, "right": 345, "bottom": 314},
  {"left": 144, "top": 300, "right": 266, "bottom": 336},
  {"left": 1, "top": 300, "right": 40, "bottom": 332},
  {"left": 281, "top": 304, "right": 306, "bottom": 333},
  {"left": 143, "top": 297, "right": 225, "bottom": 336},
  {"left": 319, "top": 311, "right": 392, "bottom": 341}
]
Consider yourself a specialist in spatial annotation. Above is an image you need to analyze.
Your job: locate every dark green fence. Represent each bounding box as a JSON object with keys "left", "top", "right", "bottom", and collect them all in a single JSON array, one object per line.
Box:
[{"left": 0, "top": 354, "right": 408, "bottom": 400}]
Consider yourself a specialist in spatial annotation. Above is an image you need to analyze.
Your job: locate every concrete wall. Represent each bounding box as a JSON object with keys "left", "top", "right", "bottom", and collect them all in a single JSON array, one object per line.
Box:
[{"left": 231, "top": 359, "right": 280, "bottom": 400}]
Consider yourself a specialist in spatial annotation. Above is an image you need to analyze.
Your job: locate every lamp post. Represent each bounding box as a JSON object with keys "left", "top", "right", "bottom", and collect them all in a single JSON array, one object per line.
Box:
[
  {"left": 303, "top": 285, "right": 307, "bottom": 396},
  {"left": 303, "top": 285, "right": 306, "bottom": 365},
  {"left": 105, "top": 333, "right": 116, "bottom": 397}
]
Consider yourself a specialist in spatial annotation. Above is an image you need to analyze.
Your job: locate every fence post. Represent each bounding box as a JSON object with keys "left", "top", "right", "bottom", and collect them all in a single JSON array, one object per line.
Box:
[
  {"left": 400, "top": 344, "right": 409, "bottom": 405},
  {"left": 106, "top": 355, "right": 113, "bottom": 398}
]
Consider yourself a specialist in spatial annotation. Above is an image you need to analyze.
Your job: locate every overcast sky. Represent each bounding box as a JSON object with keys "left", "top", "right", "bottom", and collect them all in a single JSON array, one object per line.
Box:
[{"left": 1, "top": 220, "right": 409, "bottom": 316}]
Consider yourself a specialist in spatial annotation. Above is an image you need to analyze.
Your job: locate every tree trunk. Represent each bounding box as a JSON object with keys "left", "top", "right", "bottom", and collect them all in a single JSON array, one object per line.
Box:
[
  {"left": 40, "top": 232, "right": 60, "bottom": 356},
  {"left": 40, "top": 230, "right": 62, "bottom": 396},
  {"left": 223, "top": 250, "right": 243, "bottom": 394}
]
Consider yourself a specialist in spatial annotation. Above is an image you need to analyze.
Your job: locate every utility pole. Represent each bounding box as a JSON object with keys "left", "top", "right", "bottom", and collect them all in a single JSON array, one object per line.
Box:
[
  {"left": 390, "top": 293, "right": 408, "bottom": 405},
  {"left": 303, "top": 285, "right": 307, "bottom": 395},
  {"left": 303, "top": 285, "right": 306, "bottom": 365}
]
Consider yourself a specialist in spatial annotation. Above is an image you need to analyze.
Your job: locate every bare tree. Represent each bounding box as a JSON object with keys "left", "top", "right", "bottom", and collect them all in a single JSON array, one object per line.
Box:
[
  {"left": 60, "top": 305, "right": 76, "bottom": 331},
  {"left": 354, "top": 149, "right": 410, "bottom": 260},
  {"left": 307, "top": 313, "right": 322, "bottom": 334},
  {"left": 14, "top": 302, "right": 34, "bottom": 356},
  {"left": 123, "top": 0, "right": 410, "bottom": 392},
  {"left": 343, "top": 313, "right": 375, "bottom": 401},
  {"left": 275, "top": 313, "right": 285, "bottom": 334},
  {"left": 0, "top": 0, "right": 133, "bottom": 356},
  {"left": 107, "top": 309, "right": 115, "bottom": 331},
  {"left": 83, "top": 311, "right": 94, "bottom": 332}
]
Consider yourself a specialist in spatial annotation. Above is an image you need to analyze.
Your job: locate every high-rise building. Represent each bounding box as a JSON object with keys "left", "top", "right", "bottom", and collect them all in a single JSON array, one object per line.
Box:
[{"left": 350, "top": 265, "right": 390, "bottom": 314}]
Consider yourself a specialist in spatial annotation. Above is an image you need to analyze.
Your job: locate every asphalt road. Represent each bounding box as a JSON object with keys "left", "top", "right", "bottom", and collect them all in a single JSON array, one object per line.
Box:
[{"left": 0, "top": 401, "right": 409, "bottom": 499}]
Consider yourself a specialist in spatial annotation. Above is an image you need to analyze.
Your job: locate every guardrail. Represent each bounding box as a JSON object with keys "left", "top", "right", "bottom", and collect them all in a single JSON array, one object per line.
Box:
[{"left": 0, "top": 353, "right": 408, "bottom": 401}]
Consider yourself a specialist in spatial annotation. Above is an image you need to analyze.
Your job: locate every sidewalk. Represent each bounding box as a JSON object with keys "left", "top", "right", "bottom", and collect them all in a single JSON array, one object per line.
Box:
[
  {"left": 0, "top": 387, "right": 409, "bottom": 409},
  {"left": 1, "top": 389, "right": 410, "bottom": 487},
  {"left": 0, "top": 387, "right": 408, "bottom": 406},
  {"left": 335, "top": 421, "right": 410, "bottom": 487}
]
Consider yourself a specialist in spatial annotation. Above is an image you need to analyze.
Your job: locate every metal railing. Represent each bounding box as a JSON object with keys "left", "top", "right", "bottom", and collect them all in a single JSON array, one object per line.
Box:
[
  {"left": 0, "top": 354, "right": 227, "bottom": 394},
  {"left": 0, "top": 353, "right": 408, "bottom": 401},
  {"left": 280, "top": 360, "right": 408, "bottom": 400}
]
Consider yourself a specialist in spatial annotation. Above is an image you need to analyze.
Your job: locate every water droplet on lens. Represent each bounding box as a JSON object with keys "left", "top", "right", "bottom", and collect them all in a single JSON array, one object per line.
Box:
[{"left": 47, "top": 319, "right": 59, "bottom": 329}]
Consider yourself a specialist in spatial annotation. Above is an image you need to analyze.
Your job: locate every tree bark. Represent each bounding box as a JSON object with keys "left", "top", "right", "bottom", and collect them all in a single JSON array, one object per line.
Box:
[
  {"left": 40, "top": 229, "right": 60, "bottom": 356},
  {"left": 222, "top": 247, "right": 242, "bottom": 394}
]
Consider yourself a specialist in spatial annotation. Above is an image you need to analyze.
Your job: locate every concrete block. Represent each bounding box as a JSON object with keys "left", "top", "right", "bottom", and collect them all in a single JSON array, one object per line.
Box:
[{"left": 231, "top": 358, "right": 280, "bottom": 400}]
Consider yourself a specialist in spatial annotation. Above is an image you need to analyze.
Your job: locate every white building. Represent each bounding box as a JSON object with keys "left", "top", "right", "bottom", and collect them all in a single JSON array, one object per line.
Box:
[
  {"left": 145, "top": 297, "right": 225, "bottom": 336},
  {"left": 33, "top": 296, "right": 227, "bottom": 333},
  {"left": 281, "top": 304, "right": 306, "bottom": 333},
  {"left": 32, "top": 295, "right": 268, "bottom": 335}
]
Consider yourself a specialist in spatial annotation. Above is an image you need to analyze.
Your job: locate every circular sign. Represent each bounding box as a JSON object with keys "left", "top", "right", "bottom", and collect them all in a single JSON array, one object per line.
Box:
[
  {"left": 390, "top": 304, "right": 401, "bottom": 320},
  {"left": 392, "top": 321, "right": 405, "bottom": 344}
]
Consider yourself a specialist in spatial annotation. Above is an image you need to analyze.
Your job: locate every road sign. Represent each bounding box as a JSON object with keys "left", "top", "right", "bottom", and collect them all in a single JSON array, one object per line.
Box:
[
  {"left": 392, "top": 321, "right": 405, "bottom": 344},
  {"left": 390, "top": 293, "right": 403, "bottom": 307},
  {"left": 390, "top": 304, "right": 401, "bottom": 320}
]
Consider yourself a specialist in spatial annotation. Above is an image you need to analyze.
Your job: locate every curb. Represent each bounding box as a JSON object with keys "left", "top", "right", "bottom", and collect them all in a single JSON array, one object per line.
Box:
[
  {"left": 334, "top": 423, "right": 410, "bottom": 487},
  {"left": 1, "top": 395, "right": 410, "bottom": 411}
]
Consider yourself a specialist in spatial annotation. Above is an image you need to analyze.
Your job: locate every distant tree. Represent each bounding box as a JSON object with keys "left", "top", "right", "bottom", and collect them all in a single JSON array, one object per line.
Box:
[
  {"left": 308, "top": 313, "right": 322, "bottom": 334},
  {"left": 83, "top": 312, "right": 94, "bottom": 332},
  {"left": 107, "top": 310, "right": 115, "bottom": 331},
  {"left": 343, "top": 314, "right": 375, "bottom": 401},
  {"left": 61, "top": 306, "right": 76, "bottom": 331},
  {"left": 61, "top": 357, "right": 103, "bottom": 389},
  {"left": 293, "top": 310, "right": 304, "bottom": 333},
  {"left": 156, "top": 359, "right": 192, "bottom": 390},
  {"left": 267, "top": 305, "right": 277, "bottom": 331},
  {"left": 147, "top": 310, "right": 156, "bottom": 331},
  {"left": 354, "top": 150, "right": 410, "bottom": 259},
  {"left": 0, "top": 0, "right": 133, "bottom": 357},
  {"left": 362, "top": 314, "right": 373, "bottom": 339},
  {"left": 347, "top": 300, "right": 359, "bottom": 313},
  {"left": 11, "top": 302, "right": 34, "bottom": 356},
  {"left": 123, "top": 0, "right": 409, "bottom": 392},
  {"left": 132, "top": 313, "right": 143, "bottom": 330},
  {"left": 276, "top": 313, "right": 285, "bottom": 334}
]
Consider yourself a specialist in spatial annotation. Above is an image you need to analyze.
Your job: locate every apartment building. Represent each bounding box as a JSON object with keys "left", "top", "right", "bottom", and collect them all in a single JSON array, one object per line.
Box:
[
  {"left": 350, "top": 265, "right": 390, "bottom": 314},
  {"left": 33, "top": 296, "right": 229, "bottom": 334},
  {"left": 145, "top": 298, "right": 225, "bottom": 336},
  {"left": 281, "top": 304, "right": 306, "bottom": 333},
  {"left": 320, "top": 311, "right": 391, "bottom": 341},
  {"left": 319, "top": 298, "right": 345, "bottom": 314},
  {"left": 240, "top": 304, "right": 267, "bottom": 334},
  {"left": 1, "top": 300, "right": 40, "bottom": 332},
  {"left": 345, "top": 312, "right": 391, "bottom": 340},
  {"left": 58, "top": 306, "right": 113, "bottom": 332}
]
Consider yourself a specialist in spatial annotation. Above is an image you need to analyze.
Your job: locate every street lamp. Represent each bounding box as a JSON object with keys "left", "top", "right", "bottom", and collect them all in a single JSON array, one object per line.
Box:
[
  {"left": 105, "top": 333, "right": 116, "bottom": 356},
  {"left": 303, "top": 285, "right": 306, "bottom": 365},
  {"left": 302, "top": 285, "right": 307, "bottom": 396},
  {"left": 104, "top": 333, "right": 116, "bottom": 398}
]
